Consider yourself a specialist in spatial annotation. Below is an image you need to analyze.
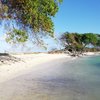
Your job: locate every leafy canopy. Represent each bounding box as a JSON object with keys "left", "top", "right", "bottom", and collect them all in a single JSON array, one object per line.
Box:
[
  {"left": 0, "top": 0, "right": 63, "bottom": 37},
  {"left": 82, "top": 33, "right": 98, "bottom": 46},
  {"left": 61, "top": 32, "right": 99, "bottom": 52}
]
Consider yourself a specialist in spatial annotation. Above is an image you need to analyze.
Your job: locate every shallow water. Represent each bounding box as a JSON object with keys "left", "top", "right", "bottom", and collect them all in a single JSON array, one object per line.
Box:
[{"left": 0, "top": 56, "right": 100, "bottom": 100}]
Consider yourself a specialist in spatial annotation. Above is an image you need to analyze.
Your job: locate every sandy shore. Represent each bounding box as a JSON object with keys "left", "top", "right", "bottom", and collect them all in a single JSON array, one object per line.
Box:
[
  {"left": 0, "top": 52, "right": 99, "bottom": 83},
  {"left": 0, "top": 54, "right": 72, "bottom": 100},
  {"left": 0, "top": 53, "right": 72, "bottom": 83},
  {"left": 0, "top": 53, "right": 75, "bottom": 100},
  {"left": 83, "top": 52, "right": 100, "bottom": 56},
  {"left": 0, "top": 52, "right": 100, "bottom": 83},
  {"left": 0, "top": 53, "right": 100, "bottom": 100}
]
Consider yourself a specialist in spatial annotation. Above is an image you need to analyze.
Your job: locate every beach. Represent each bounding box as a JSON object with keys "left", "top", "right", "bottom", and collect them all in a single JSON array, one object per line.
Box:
[
  {"left": 0, "top": 53, "right": 100, "bottom": 100},
  {"left": 0, "top": 53, "right": 74, "bottom": 100},
  {"left": 0, "top": 52, "right": 99, "bottom": 83},
  {"left": 0, "top": 53, "right": 72, "bottom": 83}
]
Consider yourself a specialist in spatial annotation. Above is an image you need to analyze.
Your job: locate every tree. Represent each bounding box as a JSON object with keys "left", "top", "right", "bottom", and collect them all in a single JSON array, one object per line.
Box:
[
  {"left": 81, "top": 33, "right": 98, "bottom": 48},
  {"left": 61, "top": 32, "right": 99, "bottom": 56},
  {"left": 0, "top": 0, "right": 63, "bottom": 45},
  {"left": 96, "top": 34, "right": 100, "bottom": 49},
  {"left": 61, "top": 32, "right": 83, "bottom": 53},
  {"left": 1, "top": 0, "right": 63, "bottom": 34}
]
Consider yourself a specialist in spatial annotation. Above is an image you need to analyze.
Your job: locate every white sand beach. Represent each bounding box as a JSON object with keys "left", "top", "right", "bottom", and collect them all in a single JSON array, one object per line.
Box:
[
  {"left": 0, "top": 53, "right": 75, "bottom": 100},
  {"left": 0, "top": 52, "right": 99, "bottom": 83},
  {"left": 0, "top": 53, "right": 72, "bottom": 83},
  {"left": 0, "top": 53, "right": 100, "bottom": 100}
]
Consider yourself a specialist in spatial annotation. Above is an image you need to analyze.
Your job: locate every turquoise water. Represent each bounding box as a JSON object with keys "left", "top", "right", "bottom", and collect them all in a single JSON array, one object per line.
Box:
[
  {"left": 51, "top": 56, "right": 100, "bottom": 100},
  {"left": 31, "top": 55, "right": 100, "bottom": 100},
  {"left": 0, "top": 56, "right": 100, "bottom": 100}
]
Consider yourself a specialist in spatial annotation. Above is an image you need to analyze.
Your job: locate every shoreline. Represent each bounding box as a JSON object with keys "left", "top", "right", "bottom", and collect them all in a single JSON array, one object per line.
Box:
[
  {"left": 0, "top": 52, "right": 99, "bottom": 83},
  {"left": 0, "top": 53, "right": 72, "bottom": 83},
  {"left": 0, "top": 53, "right": 100, "bottom": 100}
]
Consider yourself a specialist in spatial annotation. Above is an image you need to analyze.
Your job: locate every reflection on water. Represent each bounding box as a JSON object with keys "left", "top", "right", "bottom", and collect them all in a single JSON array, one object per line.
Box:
[{"left": 0, "top": 56, "right": 100, "bottom": 100}]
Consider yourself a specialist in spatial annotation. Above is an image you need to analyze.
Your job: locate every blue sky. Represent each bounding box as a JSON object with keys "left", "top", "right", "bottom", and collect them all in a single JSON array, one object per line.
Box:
[
  {"left": 0, "top": 0, "right": 100, "bottom": 52},
  {"left": 53, "top": 0, "right": 100, "bottom": 36}
]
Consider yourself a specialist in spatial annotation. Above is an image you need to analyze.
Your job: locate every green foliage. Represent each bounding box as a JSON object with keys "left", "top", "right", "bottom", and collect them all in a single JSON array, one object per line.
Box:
[
  {"left": 62, "top": 32, "right": 83, "bottom": 49},
  {"left": 82, "top": 33, "right": 98, "bottom": 46},
  {"left": 61, "top": 32, "right": 99, "bottom": 53},
  {"left": 0, "top": 0, "right": 63, "bottom": 49},
  {"left": 1, "top": 0, "right": 63, "bottom": 37},
  {"left": 6, "top": 29, "right": 28, "bottom": 44},
  {"left": 96, "top": 34, "right": 100, "bottom": 47}
]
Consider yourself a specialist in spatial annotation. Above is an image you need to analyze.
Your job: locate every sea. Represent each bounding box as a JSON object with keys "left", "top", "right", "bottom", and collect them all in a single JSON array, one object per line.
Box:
[{"left": 30, "top": 55, "right": 100, "bottom": 100}]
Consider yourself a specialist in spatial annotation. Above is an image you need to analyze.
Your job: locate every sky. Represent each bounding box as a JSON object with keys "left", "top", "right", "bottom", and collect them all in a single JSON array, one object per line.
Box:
[
  {"left": 53, "top": 0, "right": 100, "bottom": 36},
  {"left": 0, "top": 0, "right": 100, "bottom": 52}
]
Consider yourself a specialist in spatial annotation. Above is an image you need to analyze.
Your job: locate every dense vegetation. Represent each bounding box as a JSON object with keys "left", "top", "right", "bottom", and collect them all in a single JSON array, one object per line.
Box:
[
  {"left": 61, "top": 32, "right": 100, "bottom": 56},
  {"left": 0, "top": 0, "right": 63, "bottom": 45}
]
